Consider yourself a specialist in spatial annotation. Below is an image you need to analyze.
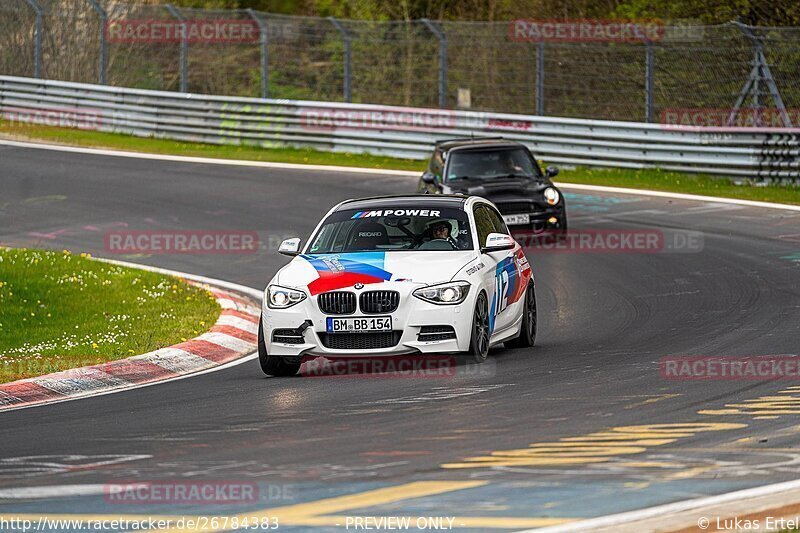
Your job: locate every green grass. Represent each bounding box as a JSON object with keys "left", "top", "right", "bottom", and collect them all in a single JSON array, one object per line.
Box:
[
  {"left": 0, "top": 248, "right": 220, "bottom": 383},
  {"left": 2, "top": 120, "right": 800, "bottom": 205}
]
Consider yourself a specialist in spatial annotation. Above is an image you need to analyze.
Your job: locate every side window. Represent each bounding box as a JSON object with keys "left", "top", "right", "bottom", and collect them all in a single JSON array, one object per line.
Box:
[
  {"left": 487, "top": 207, "right": 510, "bottom": 235},
  {"left": 474, "top": 206, "right": 495, "bottom": 249}
]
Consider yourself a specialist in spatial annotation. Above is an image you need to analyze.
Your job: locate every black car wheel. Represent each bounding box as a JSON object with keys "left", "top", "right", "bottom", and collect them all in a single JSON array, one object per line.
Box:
[
  {"left": 468, "top": 292, "right": 491, "bottom": 363},
  {"left": 506, "top": 282, "right": 536, "bottom": 349},
  {"left": 258, "top": 317, "right": 301, "bottom": 377}
]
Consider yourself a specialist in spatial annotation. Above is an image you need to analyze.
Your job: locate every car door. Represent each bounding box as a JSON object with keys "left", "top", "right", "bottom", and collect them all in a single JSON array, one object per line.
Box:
[{"left": 474, "top": 204, "right": 518, "bottom": 336}]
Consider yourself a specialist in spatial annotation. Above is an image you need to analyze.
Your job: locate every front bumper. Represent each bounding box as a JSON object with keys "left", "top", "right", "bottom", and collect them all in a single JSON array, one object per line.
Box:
[
  {"left": 504, "top": 205, "right": 566, "bottom": 231},
  {"left": 262, "top": 283, "right": 476, "bottom": 357}
]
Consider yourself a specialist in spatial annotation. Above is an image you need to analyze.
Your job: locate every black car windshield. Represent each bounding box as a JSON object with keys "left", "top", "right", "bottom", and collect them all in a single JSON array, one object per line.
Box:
[
  {"left": 306, "top": 207, "right": 474, "bottom": 253},
  {"left": 447, "top": 147, "right": 542, "bottom": 181}
]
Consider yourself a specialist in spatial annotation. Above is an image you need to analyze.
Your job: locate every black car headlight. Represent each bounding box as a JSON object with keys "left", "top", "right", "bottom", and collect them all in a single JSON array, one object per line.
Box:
[
  {"left": 413, "top": 281, "right": 471, "bottom": 305},
  {"left": 267, "top": 285, "right": 307, "bottom": 309},
  {"left": 544, "top": 187, "right": 561, "bottom": 206}
]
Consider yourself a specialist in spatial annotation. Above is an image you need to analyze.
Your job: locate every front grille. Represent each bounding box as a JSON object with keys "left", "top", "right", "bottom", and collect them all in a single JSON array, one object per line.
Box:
[
  {"left": 494, "top": 201, "right": 535, "bottom": 214},
  {"left": 320, "top": 331, "right": 401, "bottom": 350},
  {"left": 272, "top": 329, "right": 305, "bottom": 344},
  {"left": 418, "top": 325, "right": 457, "bottom": 342},
  {"left": 360, "top": 291, "right": 400, "bottom": 314},
  {"left": 318, "top": 291, "right": 356, "bottom": 315}
]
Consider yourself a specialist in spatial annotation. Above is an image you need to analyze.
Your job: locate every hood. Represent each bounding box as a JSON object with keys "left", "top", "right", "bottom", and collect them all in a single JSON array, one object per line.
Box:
[
  {"left": 276, "top": 251, "right": 477, "bottom": 295},
  {"left": 444, "top": 177, "right": 548, "bottom": 199}
]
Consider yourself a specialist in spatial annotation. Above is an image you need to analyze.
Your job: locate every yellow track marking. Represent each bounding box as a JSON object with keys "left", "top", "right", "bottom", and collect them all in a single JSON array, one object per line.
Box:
[{"left": 442, "top": 423, "right": 746, "bottom": 469}]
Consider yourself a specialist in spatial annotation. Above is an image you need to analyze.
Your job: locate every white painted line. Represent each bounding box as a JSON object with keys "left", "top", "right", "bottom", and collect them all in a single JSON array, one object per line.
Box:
[
  {"left": 556, "top": 182, "right": 800, "bottom": 212},
  {"left": 4, "top": 137, "right": 799, "bottom": 212},
  {"left": 0, "top": 484, "right": 110, "bottom": 499},
  {"left": 0, "top": 138, "right": 418, "bottom": 176},
  {"left": 523, "top": 477, "right": 800, "bottom": 533}
]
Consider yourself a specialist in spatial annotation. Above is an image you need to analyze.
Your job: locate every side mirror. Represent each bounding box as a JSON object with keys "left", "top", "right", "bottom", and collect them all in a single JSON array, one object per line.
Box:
[
  {"left": 545, "top": 166, "right": 559, "bottom": 178},
  {"left": 422, "top": 172, "right": 437, "bottom": 184},
  {"left": 278, "top": 238, "right": 301, "bottom": 257},
  {"left": 481, "top": 233, "right": 515, "bottom": 254}
]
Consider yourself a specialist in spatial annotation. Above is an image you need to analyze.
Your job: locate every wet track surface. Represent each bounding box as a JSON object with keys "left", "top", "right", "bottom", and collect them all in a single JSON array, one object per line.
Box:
[{"left": 1, "top": 144, "right": 800, "bottom": 529}]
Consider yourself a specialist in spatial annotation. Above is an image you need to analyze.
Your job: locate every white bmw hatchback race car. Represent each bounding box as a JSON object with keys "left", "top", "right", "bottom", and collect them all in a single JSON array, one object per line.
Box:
[{"left": 258, "top": 195, "right": 536, "bottom": 376}]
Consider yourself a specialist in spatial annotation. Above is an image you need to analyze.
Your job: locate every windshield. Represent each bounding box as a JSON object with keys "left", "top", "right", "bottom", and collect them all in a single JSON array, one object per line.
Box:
[
  {"left": 446, "top": 147, "right": 542, "bottom": 181},
  {"left": 306, "top": 207, "right": 474, "bottom": 253}
]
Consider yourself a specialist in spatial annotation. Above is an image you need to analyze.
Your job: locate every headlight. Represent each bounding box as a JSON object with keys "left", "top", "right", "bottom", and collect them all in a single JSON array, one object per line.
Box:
[
  {"left": 413, "top": 281, "right": 471, "bottom": 305},
  {"left": 544, "top": 187, "right": 560, "bottom": 206},
  {"left": 267, "top": 285, "right": 306, "bottom": 309}
]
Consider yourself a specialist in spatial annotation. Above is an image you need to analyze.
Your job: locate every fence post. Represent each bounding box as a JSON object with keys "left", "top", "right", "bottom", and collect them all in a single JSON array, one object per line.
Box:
[
  {"left": 644, "top": 40, "right": 654, "bottom": 123},
  {"left": 536, "top": 41, "right": 545, "bottom": 115},
  {"left": 23, "top": 0, "right": 43, "bottom": 78},
  {"left": 729, "top": 22, "right": 791, "bottom": 128},
  {"left": 165, "top": 4, "right": 188, "bottom": 93},
  {"left": 421, "top": 19, "right": 447, "bottom": 109},
  {"left": 84, "top": 0, "right": 107, "bottom": 84},
  {"left": 247, "top": 9, "right": 269, "bottom": 99},
  {"left": 328, "top": 17, "right": 352, "bottom": 103}
]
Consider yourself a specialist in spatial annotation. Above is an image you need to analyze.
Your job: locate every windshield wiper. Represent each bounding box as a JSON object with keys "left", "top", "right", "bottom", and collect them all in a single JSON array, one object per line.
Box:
[{"left": 488, "top": 173, "right": 535, "bottom": 180}]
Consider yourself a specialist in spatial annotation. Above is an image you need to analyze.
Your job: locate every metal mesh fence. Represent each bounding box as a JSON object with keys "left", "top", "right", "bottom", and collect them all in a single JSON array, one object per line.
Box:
[
  {"left": 2, "top": 1, "right": 800, "bottom": 124},
  {"left": 0, "top": 0, "right": 38, "bottom": 78}
]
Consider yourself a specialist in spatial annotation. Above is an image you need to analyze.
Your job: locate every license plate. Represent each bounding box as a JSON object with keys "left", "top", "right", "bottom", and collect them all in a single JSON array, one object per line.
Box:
[
  {"left": 503, "top": 213, "right": 530, "bottom": 225},
  {"left": 326, "top": 316, "right": 392, "bottom": 333}
]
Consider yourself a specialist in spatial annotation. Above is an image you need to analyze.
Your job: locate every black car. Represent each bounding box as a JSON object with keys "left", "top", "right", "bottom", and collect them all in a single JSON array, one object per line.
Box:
[{"left": 416, "top": 137, "right": 567, "bottom": 232}]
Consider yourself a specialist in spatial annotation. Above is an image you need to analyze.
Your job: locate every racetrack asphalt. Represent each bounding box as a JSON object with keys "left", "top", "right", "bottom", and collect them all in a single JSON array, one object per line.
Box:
[{"left": 1, "top": 144, "right": 800, "bottom": 531}]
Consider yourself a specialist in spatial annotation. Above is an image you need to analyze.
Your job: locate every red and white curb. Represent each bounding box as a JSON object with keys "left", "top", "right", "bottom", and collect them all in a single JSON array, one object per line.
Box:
[{"left": 0, "top": 277, "right": 262, "bottom": 411}]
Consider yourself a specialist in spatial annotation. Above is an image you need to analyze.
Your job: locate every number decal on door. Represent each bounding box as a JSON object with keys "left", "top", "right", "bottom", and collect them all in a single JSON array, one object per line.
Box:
[{"left": 495, "top": 269, "right": 509, "bottom": 317}]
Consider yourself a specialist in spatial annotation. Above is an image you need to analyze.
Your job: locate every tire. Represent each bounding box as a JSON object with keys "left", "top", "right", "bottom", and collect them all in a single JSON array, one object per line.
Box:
[
  {"left": 468, "top": 292, "right": 491, "bottom": 363},
  {"left": 258, "top": 316, "right": 301, "bottom": 377},
  {"left": 506, "top": 282, "right": 536, "bottom": 349}
]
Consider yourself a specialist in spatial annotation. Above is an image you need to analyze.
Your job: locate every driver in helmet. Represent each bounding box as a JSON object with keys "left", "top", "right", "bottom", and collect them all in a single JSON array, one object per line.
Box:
[
  {"left": 430, "top": 219, "right": 451, "bottom": 240},
  {"left": 424, "top": 219, "right": 460, "bottom": 250}
]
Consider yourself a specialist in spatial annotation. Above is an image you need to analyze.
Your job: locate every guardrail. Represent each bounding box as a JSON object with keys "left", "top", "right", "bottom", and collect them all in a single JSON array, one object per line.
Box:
[{"left": 1, "top": 75, "right": 798, "bottom": 179}]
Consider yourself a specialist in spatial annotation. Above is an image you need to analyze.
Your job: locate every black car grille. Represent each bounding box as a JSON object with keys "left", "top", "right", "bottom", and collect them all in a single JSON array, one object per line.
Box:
[
  {"left": 272, "top": 328, "right": 305, "bottom": 344},
  {"left": 494, "top": 201, "right": 536, "bottom": 214},
  {"left": 318, "top": 292, "right": 356, "bottom": 315},
  {"left": 418, "top": 325, "right": 457, "bottom": 342},
  {"left": 320, "top": 331, "right": 401, "bottom": 350},
  {"left": 360, "top": 291, "right": 400, "bottom": 314}
]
